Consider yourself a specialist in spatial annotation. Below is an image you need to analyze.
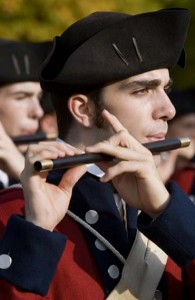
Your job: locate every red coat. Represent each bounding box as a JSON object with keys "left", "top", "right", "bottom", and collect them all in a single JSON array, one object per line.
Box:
[
  {"left": 171, "top": 164, "right": 195, "bottom": 195},
  {"left": 0, "top": 186, "right": 195, "bottom": 299}
]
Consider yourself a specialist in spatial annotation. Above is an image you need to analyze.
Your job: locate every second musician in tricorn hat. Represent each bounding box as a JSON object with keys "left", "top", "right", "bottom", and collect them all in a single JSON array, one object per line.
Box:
[{"left": 0, "top": 39, "right": 52, "bottom": 188}]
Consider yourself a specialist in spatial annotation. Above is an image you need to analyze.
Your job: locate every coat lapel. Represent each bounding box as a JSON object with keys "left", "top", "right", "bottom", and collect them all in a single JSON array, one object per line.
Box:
[{"left": 47, "top": 170, "right": 138, "bottom": 295}]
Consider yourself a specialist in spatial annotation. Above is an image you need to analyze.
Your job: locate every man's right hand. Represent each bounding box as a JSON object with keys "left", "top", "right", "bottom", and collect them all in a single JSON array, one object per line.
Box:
[{"left": 20, "top": 141, "right": 87, "bottom": 231}]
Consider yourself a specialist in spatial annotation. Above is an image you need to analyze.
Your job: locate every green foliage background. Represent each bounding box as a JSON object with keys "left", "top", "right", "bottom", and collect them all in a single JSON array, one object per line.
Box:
[{"left": 0, "top": 0, "right": 194, "bottom": 88}]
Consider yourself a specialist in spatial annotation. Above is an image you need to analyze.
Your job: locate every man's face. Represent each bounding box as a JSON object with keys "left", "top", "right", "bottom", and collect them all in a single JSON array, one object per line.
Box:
[
  {"left": 101, "top": 68, "right": 175, "bottom": 144},
  {"left": 0, "top": 82, "right": 44, "bottom": 137}
]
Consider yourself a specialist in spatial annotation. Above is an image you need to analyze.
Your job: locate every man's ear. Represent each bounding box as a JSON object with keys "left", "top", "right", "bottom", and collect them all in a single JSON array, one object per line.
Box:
[{"left": 68, "top": 94, "right": 95, "bottom": 128}]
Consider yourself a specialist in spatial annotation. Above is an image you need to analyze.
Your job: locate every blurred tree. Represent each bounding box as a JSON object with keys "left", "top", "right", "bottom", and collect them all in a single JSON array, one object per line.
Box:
[
  {"left": 0, "top": 0, "right": 173, "bottom": 40},
  {"left": 0, "top": 0, "right": 194, "bottom": 88}
]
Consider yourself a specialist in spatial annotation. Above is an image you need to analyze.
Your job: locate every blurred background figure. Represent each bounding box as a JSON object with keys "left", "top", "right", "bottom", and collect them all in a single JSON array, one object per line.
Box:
[
  {"left": 39, "top": 91, "right": 58, "bottom": 135},
  {"left": 168, "top": 88, "right": 195, "bottom": 168},
  {"left": 158, "top": 88, "right": 195, "bottom": 200},
  {"left": 0, "top": 38, "right": 52, "bottom": 188}
]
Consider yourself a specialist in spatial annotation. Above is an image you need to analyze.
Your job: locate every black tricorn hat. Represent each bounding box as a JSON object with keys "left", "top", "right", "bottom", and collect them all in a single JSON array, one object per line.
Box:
[
  {"left": 41, "top": 92, "right": 55, "bottom": 114},
  {"left": 40, "top": 8, "right": 191, "bottom": 93},
  {"left": 0, "top": 39, "right": 52, "bottom": 84},
  {"left": 169, "top": 88, "right": 195, "bottom": 120}
]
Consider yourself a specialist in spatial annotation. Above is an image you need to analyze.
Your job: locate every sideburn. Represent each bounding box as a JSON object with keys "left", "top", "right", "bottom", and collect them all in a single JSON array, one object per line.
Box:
[{"left": 88, "top": 89, "right": 109, "bottom": 129}]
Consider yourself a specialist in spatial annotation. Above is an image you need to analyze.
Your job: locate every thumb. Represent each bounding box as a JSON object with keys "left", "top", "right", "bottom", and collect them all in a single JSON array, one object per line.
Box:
[{"left": 59, "top": 165, "right": 87, "bottom": 193}]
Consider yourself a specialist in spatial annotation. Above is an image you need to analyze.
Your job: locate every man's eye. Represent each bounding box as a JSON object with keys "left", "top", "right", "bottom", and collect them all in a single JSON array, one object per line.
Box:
[
  {"left": 132, "top": 88, "right": 148, "bottom": 95},
  {"left": 183, "top": 123, "right": 195, "bottom": 130},
  {"left": 38, "top": 94, "right": 43, "bottom": 102},
  {"left": 164, "top": 87, "right": 172, "bottom": 95},
  {"left": 14, "top": 94, "right": 27, "bottom": 100},
  {"left": 16, "top": 96, "right": 25, "bottom": 100}
]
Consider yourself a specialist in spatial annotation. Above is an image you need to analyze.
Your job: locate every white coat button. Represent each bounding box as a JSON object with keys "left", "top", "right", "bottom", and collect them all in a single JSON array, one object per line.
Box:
[
  {"left": 0, "top": 254, "right": 12, "bottom": 269},
  {"left": 108, "top": 265, "right": 120, "bottom": 279},
  {"left": 95, "top": 239, "right": 107, "bottom": 251},
  {"left": 189, "top": 195, "right": 195, "bottom": 204},
  {"left": 85, "top": 210, "right": 99, "bottom": 224}
]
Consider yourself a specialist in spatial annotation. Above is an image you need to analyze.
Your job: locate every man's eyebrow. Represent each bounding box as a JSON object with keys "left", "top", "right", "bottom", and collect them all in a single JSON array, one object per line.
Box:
[
  {"left": 9, "top": 91, "right": 34, "bottom": 97},
  {"left": 119, "top": 78, "right": 173, "bottom": 90}
]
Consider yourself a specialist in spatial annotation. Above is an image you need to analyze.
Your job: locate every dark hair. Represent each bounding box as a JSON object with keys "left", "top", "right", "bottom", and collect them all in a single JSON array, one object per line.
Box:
[{"left": 51, "top": 86, "right": 104, "bottom": 139}]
